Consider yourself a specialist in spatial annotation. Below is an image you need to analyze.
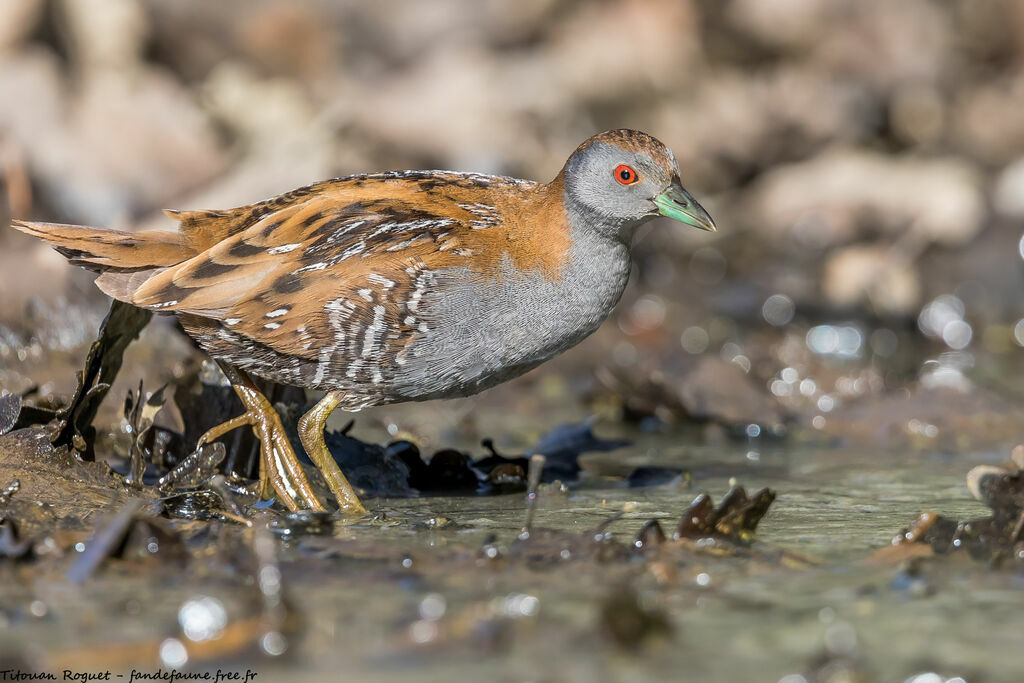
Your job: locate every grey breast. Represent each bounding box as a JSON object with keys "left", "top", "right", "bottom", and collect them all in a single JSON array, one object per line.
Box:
[{"left": 387, "top": 228, "right": 632, "bottom": 402}]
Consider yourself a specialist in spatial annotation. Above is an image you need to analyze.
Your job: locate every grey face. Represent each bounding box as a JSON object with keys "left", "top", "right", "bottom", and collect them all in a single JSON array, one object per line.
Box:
[
  {"left": 561, "top": 136, "right": 716, "bottom": 242},
  {"left": 563, "top": 141, "right": 670, "bottom": 233}
]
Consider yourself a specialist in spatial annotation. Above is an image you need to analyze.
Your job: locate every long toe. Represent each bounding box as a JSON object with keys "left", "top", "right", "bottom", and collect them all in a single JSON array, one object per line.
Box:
[{"left": 297, "top": 391, "right": 367, "bottom": 516}]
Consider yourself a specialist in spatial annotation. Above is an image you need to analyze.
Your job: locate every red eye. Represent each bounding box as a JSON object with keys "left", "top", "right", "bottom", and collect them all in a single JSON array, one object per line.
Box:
[{"left": 615, "top": 164, "right": 639, "bottom": 185}]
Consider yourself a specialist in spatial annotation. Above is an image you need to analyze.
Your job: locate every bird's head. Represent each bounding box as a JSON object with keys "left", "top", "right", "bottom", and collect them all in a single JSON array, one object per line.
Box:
[{"left": 560, "top": 129, "right": 715, "bottom": 241}]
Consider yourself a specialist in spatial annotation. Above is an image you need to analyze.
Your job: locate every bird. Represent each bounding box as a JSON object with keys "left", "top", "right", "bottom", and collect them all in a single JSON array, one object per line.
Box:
[{"left": 11, "top": 129, "right": 715, "bottom": 514}]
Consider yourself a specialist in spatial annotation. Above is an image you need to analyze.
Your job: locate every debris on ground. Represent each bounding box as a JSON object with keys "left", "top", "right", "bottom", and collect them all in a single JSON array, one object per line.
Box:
[
  {"left": 871, "top": 446, "right": 1024, "bottom": 565},
  {"left": 592, "top": 357, "right": 790, "bottom": 434},
  {"left": 599, "top": 584, "right": 672, "bottom": 650}
]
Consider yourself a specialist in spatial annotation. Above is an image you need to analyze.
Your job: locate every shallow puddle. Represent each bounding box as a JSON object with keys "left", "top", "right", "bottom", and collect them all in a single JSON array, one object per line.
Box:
[{"left": 2, "top": 421, "right": 1019, "bottom": 683}]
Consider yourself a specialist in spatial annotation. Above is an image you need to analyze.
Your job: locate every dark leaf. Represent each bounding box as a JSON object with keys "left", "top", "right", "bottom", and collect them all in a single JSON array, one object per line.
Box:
[
  {"left": 324, "top": 429, "right": 413, "bottom": 496},
  {"left": 599, "top": 584, "right": 672, "bottom": 650},
  {"left": 421, "top": 449, "right": 478, "bottom": 492},
  {"left": 626, "top": 466, "right": 683, "bottom": 487},
  {"left": 674, "top": 493, "right": 716, "bottom": 539},
  {"left": 528, "top": 419, "right": 629, "bottom": 481},
  {"left": 674, "top": 487, "right": 776, "bottom": 544},
  {"left": 713, "top": 487, "right": 776, "bottom": 541},
  {"left": 158, "top": 442, "right": 226, "bottom": 490},
  {"left": 634, "top": 520, "right": 667, "bottom": 552},
  {"left": 52, "top": 300, "right": 152, "bottom": 459}
]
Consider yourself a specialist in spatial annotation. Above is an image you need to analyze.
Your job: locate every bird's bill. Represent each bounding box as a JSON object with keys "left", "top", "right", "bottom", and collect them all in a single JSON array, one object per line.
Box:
[{"left": 654, "top": 181, "right": 716, "bottom": 232}]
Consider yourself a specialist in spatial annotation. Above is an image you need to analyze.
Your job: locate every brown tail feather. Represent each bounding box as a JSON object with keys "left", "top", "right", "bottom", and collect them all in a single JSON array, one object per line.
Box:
[
  {"left": 11, "top": 219, "right": 200, "bottom": 304},
  {"left": 11, "top": 220, "right": 194, "bottom": 271}
]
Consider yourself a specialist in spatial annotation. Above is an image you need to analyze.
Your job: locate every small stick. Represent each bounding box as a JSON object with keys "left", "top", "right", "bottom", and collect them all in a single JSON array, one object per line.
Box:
[
  {"left": 66, "top": 498, "right": 145, "bottom": 584},
  {"left": 207, "top": 474, "right": 250, "bottom": 526},
  {"left": 1010, "top": 510, "right": 1024, "bottom": 545},
  {"left": 520, "top": 454, "right": 545, "bottom": 539},
  {"left": 219, "top": 510, "right": 254, "bottom": 527}
]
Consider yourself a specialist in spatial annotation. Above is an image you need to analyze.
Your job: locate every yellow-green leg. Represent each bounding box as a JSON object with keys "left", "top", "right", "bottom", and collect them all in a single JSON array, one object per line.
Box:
[
  {"left": 298, "top": 391, "right": 366, "bottom": 515},
  {"left": 197, "top": 364, "right": 326, "bottom": 512},
  {"left": 195, "top": 412, "right": 271, "bottom": 500}
]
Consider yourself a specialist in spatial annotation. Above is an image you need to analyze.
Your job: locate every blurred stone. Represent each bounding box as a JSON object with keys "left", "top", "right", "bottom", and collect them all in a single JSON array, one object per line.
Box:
[
  {"left": 134, "top": 117, "right": 336, "bottom": 232},
  {"left": 677, "top": 356, "right": 787, "bottom": 429},
  {"left": 59, "top": 0, "right": 148, "bottom": 73},
  {"left": 72, "top": 74, "right": 225, "bottom": 224},
  {"left": 342, "top": 0, "right": 701, "bottom": 177},
  {"left": 821, "top": 385, "right": 1024, "bottom": 450},
  {"left": 1, "top": 46, "right": 225, "bottom": 225},
  {"left": 346, "top": 44, "right": 541, "bottom": 173},
  {"left": 599, "top": 584, "right": 671, "bottom": 650},
  {"left": 994, "top": 157, "right": 1024, "bottom": 218},
  {"left": 235, "top": 2, "right": 336, "bottom": 80},
  {"left": 748, "top": 148, "right": 986, "bottom": 248},
  {"left": 822, "top": 245, "right": 921, "bottom": 315},
  {"left": 0, "top": 0, "right": 43, "bottom": 51},
  {"left": 952, "top": 72, "right": 1024, "bottom": 165},
  {"left": 655, "top": 67, "right": 866, "bottom": 184},
  {"left": 0, "top": 49, "right": 64, "bottom": 169},
  {"left": 727, "top": 0, "right": 829, "bottom": 51},
  {"left": 202, "top": 61, "right": 317, "bottom": 141},
  {"left": 889, "top": 84, "right": 946, "bottom": 147},
  {"left": 950, "top": 0, "right": 1024, "bottom": 65},
  {"left": 547, "top": 0, "right": 700, "bottom": 97},
  {"left": 812, "top": 0, "right": 949, "bottom": 89}
]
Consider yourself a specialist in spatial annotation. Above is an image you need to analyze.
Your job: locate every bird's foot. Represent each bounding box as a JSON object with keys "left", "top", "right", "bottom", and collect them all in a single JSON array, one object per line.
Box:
[
  {"left": 199, "top": 365, "right": 326, "bottom": 512},
  {"left": 298, "top": 390, "right": 366, "bottom": 516}
]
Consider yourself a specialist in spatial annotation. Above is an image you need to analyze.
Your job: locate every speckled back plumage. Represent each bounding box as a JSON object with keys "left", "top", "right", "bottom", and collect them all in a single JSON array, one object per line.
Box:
[{"left": 13, "top": 130, "right": 712, "bottom": 410}]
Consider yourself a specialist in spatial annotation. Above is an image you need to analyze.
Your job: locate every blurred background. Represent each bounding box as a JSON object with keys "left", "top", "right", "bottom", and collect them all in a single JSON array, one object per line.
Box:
[{"left": 3, "top": 0, "right": 1024, "bottom": 453}]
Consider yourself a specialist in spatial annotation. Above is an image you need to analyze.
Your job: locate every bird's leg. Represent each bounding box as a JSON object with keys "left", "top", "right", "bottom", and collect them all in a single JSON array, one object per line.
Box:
[
  {"left": 256, "top": 441, "right": 272, "bottom": 500},
  {"left": 195, "top": 408, "right": 285, "bottom": 504},
  {"left": 204, "top": 363, "right": 325, "bottom": 512},
  {"left": 194, "top": 412, "right": 277, "bottom": 499},
  {"left": 196, "top": 414, "right": 253, "bottom": 448},
  {"left": 298, "top": 391, "right": 366, "bottom": 515}
]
